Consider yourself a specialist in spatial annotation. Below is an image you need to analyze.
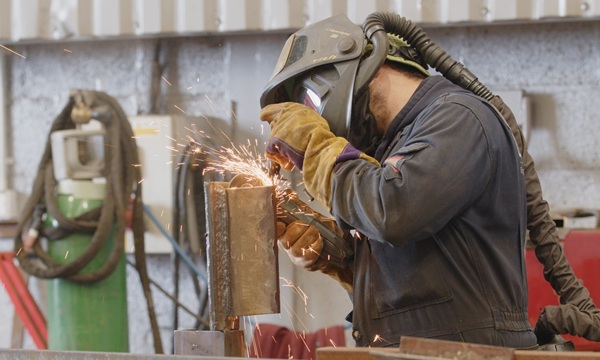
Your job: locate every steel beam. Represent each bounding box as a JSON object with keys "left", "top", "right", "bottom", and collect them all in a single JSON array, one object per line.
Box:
[{"left": 0, "top": 348, "right": 249, "bottom": 360}]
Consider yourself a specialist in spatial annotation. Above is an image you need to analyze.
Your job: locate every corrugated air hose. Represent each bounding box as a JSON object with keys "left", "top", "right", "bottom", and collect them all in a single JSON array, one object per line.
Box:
[{"left": 13, "top": 89, "right": 164, "bottom": 353}]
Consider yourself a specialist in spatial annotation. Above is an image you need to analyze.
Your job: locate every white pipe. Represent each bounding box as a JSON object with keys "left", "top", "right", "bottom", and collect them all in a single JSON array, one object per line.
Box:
[
  {"left": 0, "top": 52, "right": 17, "bottom": 221},
  {"left": 0, "top": 53, "right": 7, "bottom": 192}
]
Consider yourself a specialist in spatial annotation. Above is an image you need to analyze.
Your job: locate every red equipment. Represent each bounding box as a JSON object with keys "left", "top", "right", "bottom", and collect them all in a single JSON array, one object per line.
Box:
[
  {"left": 0, "top": 252, "right": 47, "bottom": 349},
  {"left": 526, "top": 230, "right": 600, "bottom": 351}
]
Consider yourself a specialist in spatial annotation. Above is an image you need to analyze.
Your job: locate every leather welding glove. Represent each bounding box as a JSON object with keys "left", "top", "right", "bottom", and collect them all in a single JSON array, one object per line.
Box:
[
  {"left": 261, "top": 102, "right": 380, "bottom": 208},
  {"left": 277, "top": 212, "right": 354, "bottom": 292},
  {"left": 277, "top": 220, "right": 324, "bottom": 268}
]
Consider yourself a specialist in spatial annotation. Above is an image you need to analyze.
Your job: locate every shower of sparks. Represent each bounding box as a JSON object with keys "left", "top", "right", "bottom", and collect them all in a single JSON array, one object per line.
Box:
[
  {"left": 299, "top": 334, "right": 310, "bottom": 354},
  {"left": 161, "top": 76, "right": 172, "bottom": 86},
  {"left": 0, "top": 44, "right": 26, "bottom": 59},
  {"left": 280, "top": 278, "right": 308, "bottom": 307},
  {"left": 174, "top": 104, "right": 186, "bottom": 114},
  {"left": 204, "top": 142, "right": 274, "bottom": 187},
  {"left": 373, "top": 334, "right": 388, "bottom": 344},
  {"left": 281, "top": 297, "right": 311, "bottom": 334},
  {"left": 244, "top": 275, "right": 340, "bottom": 358}
]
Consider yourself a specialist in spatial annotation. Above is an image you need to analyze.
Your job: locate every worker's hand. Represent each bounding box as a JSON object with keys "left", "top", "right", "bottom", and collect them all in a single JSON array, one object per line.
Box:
[
  {"left": 277, "top": 220, "right": 324, "bottom": 268},
  {"left": 260, "top": 102, "right": 379, "bottom": 208},
  {"left": 276, "top": 203, "right": 355, "bottom": 293},
  {"left": 277, "top": 217, "right": 354, "bottom": 293},
  {"left": 260, "top": 102, "right": 332, "bottom": 172}
]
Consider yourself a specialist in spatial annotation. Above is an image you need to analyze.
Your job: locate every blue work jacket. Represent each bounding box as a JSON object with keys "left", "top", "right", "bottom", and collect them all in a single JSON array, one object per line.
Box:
[{"left": 331, "top": 76, "right": 536, "bottom": 348}]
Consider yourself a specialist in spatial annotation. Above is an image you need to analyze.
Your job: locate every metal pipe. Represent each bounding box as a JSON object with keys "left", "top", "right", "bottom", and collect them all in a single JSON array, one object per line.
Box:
[{"left": 0, "top": 54, "right": 8, "bottom": 192}]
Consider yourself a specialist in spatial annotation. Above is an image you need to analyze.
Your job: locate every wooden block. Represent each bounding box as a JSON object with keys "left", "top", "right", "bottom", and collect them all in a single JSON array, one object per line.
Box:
[
  {"left": 515, "top": 350, "right": 600, "bottom": 360},
  {"left": 399, "top": 336, "right": 514, "bottom": 360},
  {"left": 317, "top": 347, "right": 401, "bottom": 360}
]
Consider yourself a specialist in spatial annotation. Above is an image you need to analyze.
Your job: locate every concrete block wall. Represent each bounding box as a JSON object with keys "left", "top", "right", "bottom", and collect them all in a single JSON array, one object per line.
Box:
[
  {"left": 425, "top": 20, "right": 600, "bottom": 210},
  {"left": 2, "top": 18, "right": 600, "bottom": 353}
]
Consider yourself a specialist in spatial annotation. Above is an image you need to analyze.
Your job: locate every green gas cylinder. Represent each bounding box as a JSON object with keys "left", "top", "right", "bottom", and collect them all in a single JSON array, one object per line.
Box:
[{"left": 46, "top": 179, "right": 129, "bottom": 352}]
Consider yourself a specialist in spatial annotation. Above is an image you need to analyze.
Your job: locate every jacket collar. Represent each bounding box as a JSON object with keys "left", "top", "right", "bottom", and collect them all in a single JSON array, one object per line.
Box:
[{"left": 374, "top": 75, "right": 467, "bottom": 160}]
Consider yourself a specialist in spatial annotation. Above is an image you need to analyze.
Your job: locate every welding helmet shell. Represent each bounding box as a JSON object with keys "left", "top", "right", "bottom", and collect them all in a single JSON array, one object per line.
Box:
[
  {"left": 260, "top": 15, "right": 387, "bottom": 152},
  {"left": 261, "top": 14, "right": 430, "bottom": 154}
]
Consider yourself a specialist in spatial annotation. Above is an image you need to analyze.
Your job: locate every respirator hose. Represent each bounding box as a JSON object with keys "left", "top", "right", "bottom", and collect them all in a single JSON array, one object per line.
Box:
[
  {"left": 363, "top": 11, "right": 600, "bottom": 343},
  {"left": 363, "top": 12, "right": 493, "bottom": 100}
]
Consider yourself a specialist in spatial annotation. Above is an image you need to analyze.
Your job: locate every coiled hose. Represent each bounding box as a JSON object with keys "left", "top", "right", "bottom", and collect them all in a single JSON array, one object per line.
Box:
[
  {"left": 362, "top": 11, "right": 600, "bottom": 343},
  {"left": 13, "top": 89, "right": 163, "bottom": 353}
]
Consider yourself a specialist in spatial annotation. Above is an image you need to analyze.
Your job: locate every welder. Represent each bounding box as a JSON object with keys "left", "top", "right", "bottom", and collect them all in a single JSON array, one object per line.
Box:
[{"left": 260, "top": 14, "right": 537, "bottom": 348}]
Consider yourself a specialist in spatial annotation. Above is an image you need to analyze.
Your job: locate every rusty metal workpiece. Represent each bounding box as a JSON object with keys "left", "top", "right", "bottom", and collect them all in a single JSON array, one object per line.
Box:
[{"left": 205, "top": 180, "right": 280, "bottom": 332}]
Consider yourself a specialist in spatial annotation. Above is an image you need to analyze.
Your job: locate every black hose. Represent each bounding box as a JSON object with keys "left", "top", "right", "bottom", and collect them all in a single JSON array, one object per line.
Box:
[
  {"left": 171, "top": 139, "right": 212, "bottom": 350},
  {"left": 362, "top": 11, "right": 600, "bottom": 343},
  {"left": 363, "top": 12, "right": 494, "bottom": 100}
]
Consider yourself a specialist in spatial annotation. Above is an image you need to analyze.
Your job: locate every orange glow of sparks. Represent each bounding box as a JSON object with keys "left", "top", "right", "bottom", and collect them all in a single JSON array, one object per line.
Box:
[
  {"left": 299, "top": 333, "right": 310, "bottom": 353},
  {"left": 174, "top": 105, "right": 186, "bottom": 114},
  {"left": 204, "top": 141, "right": 275, "bottom": 187},
  {"left": 161, "top": 76, "right": 172, "bottom": 86},
  {"left": 0, "top": 44, "right": 26, "bottom": 59},
  {"left": 281, "top": 297, "right": 309, "bottom": 334},
  {"left": 373, "top": 334, "right": 387, "bottom": 343},
  {"left": 280, "top": 277, "right": 308, "bottom": 306},
  {"left": 254, "top": 318, "right": 262, "bottom": 336},
  {"left": 301, "top": 244, "right": 319, "bottom": 257}
]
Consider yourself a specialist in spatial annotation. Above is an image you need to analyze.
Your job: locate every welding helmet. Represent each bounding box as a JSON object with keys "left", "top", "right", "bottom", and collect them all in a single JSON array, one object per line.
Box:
[{"left": 260, "top": 14, "right": 429, "bottom": 155}]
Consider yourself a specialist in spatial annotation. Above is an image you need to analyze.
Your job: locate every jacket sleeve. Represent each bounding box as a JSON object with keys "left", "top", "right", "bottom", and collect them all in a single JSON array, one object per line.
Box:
[{"left": 330, "top": 99, "right": 492, "bottom": 247}]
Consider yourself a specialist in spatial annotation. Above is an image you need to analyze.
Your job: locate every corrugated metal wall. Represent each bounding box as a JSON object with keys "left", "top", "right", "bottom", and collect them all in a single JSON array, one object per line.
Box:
[{"left": 1, "top": 0, "right": 600, "bottom": 43}]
